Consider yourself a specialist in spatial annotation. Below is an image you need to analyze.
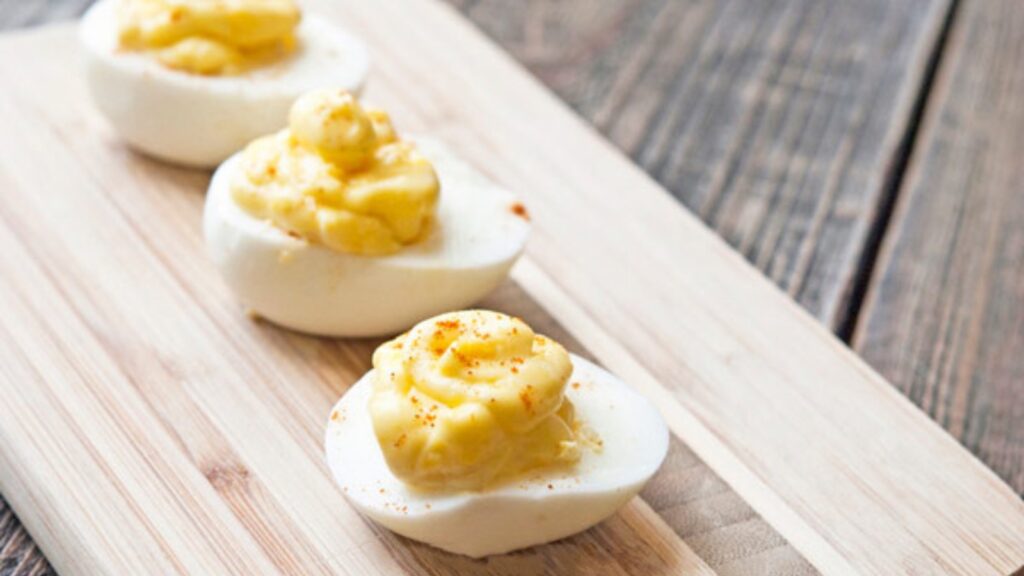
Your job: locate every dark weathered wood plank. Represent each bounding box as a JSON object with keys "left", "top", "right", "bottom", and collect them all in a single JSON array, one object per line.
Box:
[
  {"left": 0, "top": 505, "right": 52, "bottom": 576},
  {"left": 0, "top": 0, "right": 93, "bottom": 29},
  {"left": 854, "top": 0, "right": 1024, "bottom": 495},
  {"left": 451, "top": 0, "right": 951, "bottom": 329}
]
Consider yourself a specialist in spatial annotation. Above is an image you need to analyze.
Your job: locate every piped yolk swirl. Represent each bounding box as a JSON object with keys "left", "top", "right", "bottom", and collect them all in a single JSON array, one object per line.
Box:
[
  {"left": 369, "top": 311, "right": 583, "bottom": 491},
  {"left": 117, "top": 0, "right": 301, "bottom": 75},
  {"left": 231, "top": 89, "right": 440, "bottom": 256}
]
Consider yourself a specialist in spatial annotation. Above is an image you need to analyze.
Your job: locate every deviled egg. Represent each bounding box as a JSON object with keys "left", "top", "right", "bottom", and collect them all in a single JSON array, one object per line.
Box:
[
  {"left": 325, "top": 311, "right": 669, "bottom": 557},
  {"left": 80, "top": 0, "right": 369, "bottom": 167},
  {"left": 204, "top": 90, "right": 531, "bottom": 337}
]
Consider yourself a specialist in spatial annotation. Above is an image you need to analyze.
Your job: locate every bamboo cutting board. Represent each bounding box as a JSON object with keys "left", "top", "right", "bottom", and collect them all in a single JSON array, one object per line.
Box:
[{"left": 0, "top": 1, "right": 1023, "bottom": 574}]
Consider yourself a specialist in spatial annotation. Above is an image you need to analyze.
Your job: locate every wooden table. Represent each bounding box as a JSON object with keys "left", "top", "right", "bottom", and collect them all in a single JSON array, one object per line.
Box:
[{"left": 1, "top": 1, "right": 1021, "bottom": 574}]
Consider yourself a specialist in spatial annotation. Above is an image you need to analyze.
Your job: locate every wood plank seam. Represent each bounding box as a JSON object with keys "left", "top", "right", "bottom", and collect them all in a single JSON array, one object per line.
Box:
[
  {"left": 853, "top": 0, "right": 1024, "bottom": 497},
  {"left": 834, "top": 0, "right": 962, "bottom": 342}
]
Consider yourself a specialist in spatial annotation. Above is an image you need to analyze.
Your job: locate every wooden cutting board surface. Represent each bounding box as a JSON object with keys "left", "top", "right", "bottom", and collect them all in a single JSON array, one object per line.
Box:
[{"left": 0, "top": 1, "right": 1022, "bottom": 575}]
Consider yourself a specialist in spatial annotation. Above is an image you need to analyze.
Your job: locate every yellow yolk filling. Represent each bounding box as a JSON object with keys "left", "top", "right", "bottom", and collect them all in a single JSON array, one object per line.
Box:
[
  {"left": 231, "top": 90, "right": 440, "bottom": 256},
  {"left": 369, "top": 311, "right": 583, "bottom": 491},
  {"left": 117, "top": 0, "right": 301, "bottom": 75}
]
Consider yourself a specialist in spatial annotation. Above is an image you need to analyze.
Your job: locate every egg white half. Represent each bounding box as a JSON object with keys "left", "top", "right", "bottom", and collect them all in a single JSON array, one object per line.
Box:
[
  {"left": 204, "top": 138, "right": 532, "bottom": 337},
  {"left": 80, "top": 0, "right": 370, "bottom": 168},
  {"left": 325, "top": 354, "right": 669, "bottom": 558}
]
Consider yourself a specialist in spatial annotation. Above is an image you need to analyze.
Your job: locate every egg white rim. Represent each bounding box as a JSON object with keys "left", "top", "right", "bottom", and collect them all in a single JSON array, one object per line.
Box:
[{"left": 324, "top": 353, "right": 670, "bottom": 521}]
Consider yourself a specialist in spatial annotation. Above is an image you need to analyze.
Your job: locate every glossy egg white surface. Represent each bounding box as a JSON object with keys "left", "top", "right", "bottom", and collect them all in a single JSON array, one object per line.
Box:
[
  {"left": 80, "top": 0, "right": 370, "bottom": 168},
  {"left": 204, "top": 138, "right": 532, "bottom": 337},
  {"left": 324, "top": 354, "right": 669, "bottom": 558}
]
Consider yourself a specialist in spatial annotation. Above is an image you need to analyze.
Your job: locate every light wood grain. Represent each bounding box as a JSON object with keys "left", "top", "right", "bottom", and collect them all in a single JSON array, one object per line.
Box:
[
  {"left": 331, "top": 0, "right": 1024, "bottom": 573},
  {"left": 0, "top": 23, "right": 809, "bottom": 576},
  {"left": 4, "top": 1, "right": 1024, "bottom": 574},
  {"left": 0, "top": 1, "right": 1021, "bottom": 576},
  {"left": 0, "top": 1, "right": 875, "bottom": 573},
  {"left": 481, "top": 283, "right": 817, "bottom": 575},
  {"left": 855, "top": 0, "right": 1024, "bottom": 496}
]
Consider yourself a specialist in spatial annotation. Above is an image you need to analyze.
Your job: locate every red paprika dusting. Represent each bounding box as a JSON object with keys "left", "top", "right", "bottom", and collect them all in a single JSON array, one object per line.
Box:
[
  {"left": 436, "top": 319, "right": 461, "bottom": 330},
  {"left": 510, "top": 202, "right": 530, "bottom": 220},
  {"left": 519, "top": 387, "right": 534, "bottom": 411}
]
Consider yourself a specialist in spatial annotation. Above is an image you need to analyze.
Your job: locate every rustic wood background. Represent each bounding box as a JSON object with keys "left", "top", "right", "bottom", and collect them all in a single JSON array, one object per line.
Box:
[{"left": 1, "top": 0, "right": 1022, "bottom": 574}]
